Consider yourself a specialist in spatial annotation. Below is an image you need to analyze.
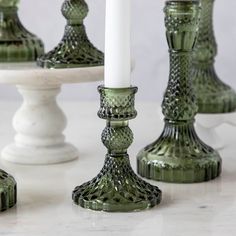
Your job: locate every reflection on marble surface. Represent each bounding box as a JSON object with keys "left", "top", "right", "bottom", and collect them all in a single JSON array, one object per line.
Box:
[{"left": 0, "top": 102, "right": 235, "bottom": 236}]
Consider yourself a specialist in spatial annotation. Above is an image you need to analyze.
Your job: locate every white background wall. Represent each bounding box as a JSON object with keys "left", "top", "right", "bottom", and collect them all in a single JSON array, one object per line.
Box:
[{"left": 1, "top": 0, "right": 236, "bottom": 102}]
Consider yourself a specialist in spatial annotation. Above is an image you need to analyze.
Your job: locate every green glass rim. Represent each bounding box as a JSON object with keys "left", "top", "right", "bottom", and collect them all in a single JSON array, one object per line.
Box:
[
  {"left": 98, "top": 85, "right": 138, "bottom": 93},
  {"left": 165, "top": 0, "right": 200, "bottom": 12},
  {"left": 165, "top": 0, "right": 200, "bottom": 6}
]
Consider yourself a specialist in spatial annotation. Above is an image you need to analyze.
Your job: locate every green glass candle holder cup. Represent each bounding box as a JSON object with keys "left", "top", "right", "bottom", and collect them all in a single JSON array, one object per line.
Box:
[
  {"left": 72, "top": 86, "right": 162, "bottom": 212},
  {"left": 137, "top": 0, "right": 222, "bottom": 183}
]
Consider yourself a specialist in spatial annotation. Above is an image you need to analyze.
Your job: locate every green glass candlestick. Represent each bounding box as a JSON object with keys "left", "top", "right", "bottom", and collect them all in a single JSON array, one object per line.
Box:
[
  {"left": 38, "top": 0, "right": 104, "bottom": 69},
  {"left": 73, "top": 86, "right": 161, "bottom": 212},
  {"left": 0, "top": 0, "right": 44, "bottom": 62},
  {"left": 137, "top": 0, "right": 222, "bottom": 183},
  {"left": 0, "top": 169, "right": 17, "bottom": 211},
  {"left": 192, "top": 0, "right": 236, "bottom": 113}
]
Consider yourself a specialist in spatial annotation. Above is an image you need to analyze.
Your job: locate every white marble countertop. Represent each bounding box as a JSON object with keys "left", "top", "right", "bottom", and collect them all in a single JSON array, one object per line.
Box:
[{"left": 0, "top": 101, "right": 235, "bottom": 236}]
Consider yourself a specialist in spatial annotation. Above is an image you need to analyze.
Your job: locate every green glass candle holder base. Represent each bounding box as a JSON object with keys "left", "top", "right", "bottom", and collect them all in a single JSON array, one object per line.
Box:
[
  {"left": 137, "top": 121, "right": 222, "bottom": 183},
  {"left": 0, "top": 169, "right": 17, "bottom": 211},
  {"left": 0, "top": 1, "right": 44, "bottom": 62},
  {"left": 38, "top": 0, "right": 104, "bottom": 69},
  {"left": 192, "top": 66, "right": 236, "bottom": 113},
  {"left": 73, "top": 154, "right": 161, "bottom": 212}
]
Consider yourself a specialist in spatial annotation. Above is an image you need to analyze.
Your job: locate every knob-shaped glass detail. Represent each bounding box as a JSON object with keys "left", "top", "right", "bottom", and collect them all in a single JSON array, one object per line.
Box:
[{"left": 62, "top": 0, "right": 88, "bottom": 24}]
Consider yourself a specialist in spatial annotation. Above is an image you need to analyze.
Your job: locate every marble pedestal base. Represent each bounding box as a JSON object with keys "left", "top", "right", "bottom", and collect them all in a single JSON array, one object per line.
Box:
[
  {"left": 0, "top": 63, "right": 103, "bottom": 165},
  {"left": 2, "top": 143, "right": 78, "bottom": 165},
  {"left": 1, "top": 84, "right": 79, "bottom": 165}
]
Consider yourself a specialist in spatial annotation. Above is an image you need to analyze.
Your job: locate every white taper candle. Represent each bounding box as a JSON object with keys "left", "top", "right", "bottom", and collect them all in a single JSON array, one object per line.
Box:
[{"left": 104, "top": 0, "right": 131, "bottom": 88}]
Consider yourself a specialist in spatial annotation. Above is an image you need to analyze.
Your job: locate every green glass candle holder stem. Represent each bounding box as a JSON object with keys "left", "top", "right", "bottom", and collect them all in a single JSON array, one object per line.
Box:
[
  {"left": 38, "top": 0, "right": 104, "bottom": 69},
  {"left": 137, "top": 0, "right": 222, "bottom": 183},
  {"left": 191, "top": 0, "right": 236, "bottom": 113},
  {"left": 0, "top": 169, "right": 17, "bottom": 211},
  {"left": 0, "top": 0, "right": 44, "bottom": 62},
  {"left": 73, "top": 86, "right": 162, "bottom": 212}
]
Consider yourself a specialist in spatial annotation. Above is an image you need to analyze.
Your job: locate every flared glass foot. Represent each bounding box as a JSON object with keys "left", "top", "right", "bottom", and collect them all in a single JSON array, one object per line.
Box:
[
  {"left": 37, "top": 0, "right": 104, "bottom": 69},
  {"left": 137, "top": 122, "right": 222, "bottom": 183},
  {"left": 0, "top": 5, "right": 44, "bottom": 62},
  {"left": 37, "top": 25, "right": 104, "bottom": 69},
  {"left": 0, "top": 170, "right": 17, "bottom": 211},
  {"left": 73, "top": 155, "right": 162, "bottom": 212},
  {"left": 192, "top": 67, "right": 236, "bottom": 113}
]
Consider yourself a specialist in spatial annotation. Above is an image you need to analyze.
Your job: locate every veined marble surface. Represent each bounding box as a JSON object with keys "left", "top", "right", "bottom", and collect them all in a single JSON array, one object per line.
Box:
[{"left": 0, "top": 101, "right": 235, "bottom": 236}]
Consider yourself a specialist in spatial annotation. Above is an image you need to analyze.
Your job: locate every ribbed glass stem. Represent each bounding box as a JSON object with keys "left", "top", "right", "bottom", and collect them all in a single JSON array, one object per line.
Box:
[
  {"left": 163, "top": 51, "right": 197, "bottom": 121},
  {"left": 191, "top": 0, "right": 236, "bottom": 113},
  {"left": 199, "top": 0, "right": 215, "bottom": 39},
  {"left": 193, "top": 0, "right": 217, "bottom": 66}
]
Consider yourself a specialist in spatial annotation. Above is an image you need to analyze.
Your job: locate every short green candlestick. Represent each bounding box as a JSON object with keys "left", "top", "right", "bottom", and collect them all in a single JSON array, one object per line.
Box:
[
  {"left": 38, "top": 0, "right": 104, "bottom": 69},
  {"left": 0, "top": 0, "right": 44, "bottom": 62},
  {"left": 72, "top": 86, "right": 161, "bottom": 212},
  {"left": 137, "top": 0, "right": 222, "bottom": 183},
  {"left": 0, "top": 169, "right": 17, "bottom": 211},
  {"left": 192, "top": 0, "right": 236, "bottom": 113}
]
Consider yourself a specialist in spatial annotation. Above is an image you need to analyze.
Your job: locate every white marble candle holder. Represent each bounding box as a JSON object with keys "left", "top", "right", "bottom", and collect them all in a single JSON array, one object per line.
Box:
[{"left": 0, "top": 63, "right": 103, "bottom": 165}]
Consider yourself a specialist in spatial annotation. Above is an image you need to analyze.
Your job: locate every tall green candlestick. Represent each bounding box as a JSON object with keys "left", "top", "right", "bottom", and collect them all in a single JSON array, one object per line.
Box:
[
  {"left": 192, "top": 0, "right": 236, "bottom": 113},
  {"left": 137, "top": 0, "right": 222, "bottom": 183}
]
